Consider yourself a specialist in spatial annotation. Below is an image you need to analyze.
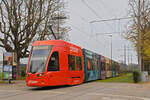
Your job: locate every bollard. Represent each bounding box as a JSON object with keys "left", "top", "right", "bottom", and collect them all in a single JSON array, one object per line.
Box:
[
  {"left": 8, "top": 76, "right": 12, "bottom": 84},
  {"left": 8, "top": 78, "right": 11, "bottom": 84}
]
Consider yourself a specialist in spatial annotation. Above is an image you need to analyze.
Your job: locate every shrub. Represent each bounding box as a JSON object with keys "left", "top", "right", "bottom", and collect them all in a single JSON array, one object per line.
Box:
[
  {"left": 0, "top": 72, "right": 2, "bottom": 80},
  {"left": 120, "top": 69, "right": 133, "bottom": 76},
  {"left": 21, "top": 70, "right": 26, "bottom": 77},
  {"left": 133, "top": 70, "right": 141, "bottom": 83}
]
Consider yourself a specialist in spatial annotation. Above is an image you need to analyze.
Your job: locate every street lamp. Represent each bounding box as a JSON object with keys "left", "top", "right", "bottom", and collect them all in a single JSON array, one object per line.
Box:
[
  {"left": 109, "top": 34, "right": 112, "bottom": 62},
  {"left": 108, "top": 34, "right": 112, "bottom": 63}
]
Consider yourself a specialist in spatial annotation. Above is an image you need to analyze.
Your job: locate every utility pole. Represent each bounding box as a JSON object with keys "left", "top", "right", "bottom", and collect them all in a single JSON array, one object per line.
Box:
[
  {"left": 124, "top": 45, "right": 126, "bottom": 65},
  {"left": 128, "top": 46, "right": 130, "bottom": 65},
  {"left": 51, "top": 13, "right": 67, "bottom": 40},
  {"left": 109, "top": 34, "right": 113, "bottom": 68},
  {"left": 137, "top": 0, "right": 142, "bottom": 72},
  {"left": 131, "top": 54, "right": 132, "bottom": 64},
  {"left": 110, "top": 35, "right": 112, "bottom": 62}
]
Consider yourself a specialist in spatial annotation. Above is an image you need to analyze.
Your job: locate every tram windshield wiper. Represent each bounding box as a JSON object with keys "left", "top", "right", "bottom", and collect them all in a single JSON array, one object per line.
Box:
[{"left": 31, "top": 71, "right": 36, "bottom": 74}]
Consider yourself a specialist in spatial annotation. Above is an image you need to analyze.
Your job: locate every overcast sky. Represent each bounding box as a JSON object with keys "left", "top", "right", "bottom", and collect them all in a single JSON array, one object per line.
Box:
[
  {"left": 0, "top": 0, "right": 138, "bottom": 65},
  {"left": 65, "top": 0, "right": 137, "bottom": 64}
]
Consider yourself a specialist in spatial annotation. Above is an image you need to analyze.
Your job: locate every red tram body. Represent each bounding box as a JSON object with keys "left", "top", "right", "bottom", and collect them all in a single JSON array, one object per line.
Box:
[
  {"left": 26, "top": 40, "right": 84, "bottom": 87},
  {"left": 26, "top": 40, "right": 120, "bottom": 87}
]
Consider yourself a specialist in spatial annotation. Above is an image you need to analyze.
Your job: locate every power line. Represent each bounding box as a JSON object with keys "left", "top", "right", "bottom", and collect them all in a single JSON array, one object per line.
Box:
[
  {"left": 90, "top": 17, "right": 132, "bottom": 23},
  {"left": 81, "top": 0, "right": 114, "bottom": 30},
  {"left": 68, "top": 23, "right": 109, "bottom": 51},
  {"left": 68, "top": 23, "right": 93, "bottom": 44},
  {"left": 71, "top": 10, "right": 89, "bottom": 23},
  {"left": 68, "top": 24, "right": 124, "bottom": 63},
  {"left": 73, "top": 0, "right": 128, "bottom": 40},
  {"left": 96, "top": 0, "right": 111, "bottom": 15},
  {"left": 90, "top": 32, "right": 122, "bottom": 37},
  {"left": 81, "top": 0, "right": 103, "bottom": 19},
  {"left": 81, "top": 0, "right": 131, "bottom": 37},
  {"left": 95, "top": 32, "right": 121, "bottom": 35},
  {"left": 68, "top": 23, "right": 90, "bottom": 35}
]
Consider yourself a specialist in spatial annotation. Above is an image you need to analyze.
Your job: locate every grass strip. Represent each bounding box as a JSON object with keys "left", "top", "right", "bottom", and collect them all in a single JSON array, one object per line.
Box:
[{"left": 97, "top": 73, "right": 134, "bottom": 83}]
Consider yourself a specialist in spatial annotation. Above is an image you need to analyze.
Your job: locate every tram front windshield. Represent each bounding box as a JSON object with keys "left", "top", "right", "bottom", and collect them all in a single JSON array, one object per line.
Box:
[{"left": 28, "top": 45, "right": 53, "bottom": 73}]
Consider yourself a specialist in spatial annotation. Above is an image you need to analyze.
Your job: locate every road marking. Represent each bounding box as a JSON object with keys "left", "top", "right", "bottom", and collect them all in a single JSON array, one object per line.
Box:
[{"left": 87, "top": 93, "right": 150, "bottom": 100}]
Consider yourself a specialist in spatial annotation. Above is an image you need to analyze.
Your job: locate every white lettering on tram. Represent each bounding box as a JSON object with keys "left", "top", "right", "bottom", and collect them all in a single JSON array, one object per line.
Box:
[{"left": 70, "top": 46, "right": 79, "bottom": 53}]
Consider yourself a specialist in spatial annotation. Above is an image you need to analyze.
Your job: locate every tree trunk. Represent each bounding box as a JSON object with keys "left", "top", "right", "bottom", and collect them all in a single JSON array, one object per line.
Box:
[{"left": 16, "top": 56, "right": 20, "bottom": 79}]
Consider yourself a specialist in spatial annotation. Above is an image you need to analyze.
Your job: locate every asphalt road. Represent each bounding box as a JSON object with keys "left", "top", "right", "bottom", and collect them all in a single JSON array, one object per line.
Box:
[{"left": 0, "top": 81, "right": 150, "bottom": 100}]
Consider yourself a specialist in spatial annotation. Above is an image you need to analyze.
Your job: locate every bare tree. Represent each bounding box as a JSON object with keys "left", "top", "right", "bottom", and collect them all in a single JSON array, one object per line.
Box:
[
  {"left": 125, "top": 0, "right": 150, "bottom": 72},
  {"left": 0, "top": 0, "right": 69, "bottom": 77},
  {"left": 126, "top": 0, "right": 150, "bottom": 42}
]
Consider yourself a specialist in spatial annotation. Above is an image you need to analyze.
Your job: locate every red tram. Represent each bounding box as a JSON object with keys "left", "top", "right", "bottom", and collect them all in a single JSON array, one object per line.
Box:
[
  {"left": 26, "top": 40, "right": 84, "bottom": 87},
  {"left": 26, "top": 40, "right": 120, "bottom": 87}
]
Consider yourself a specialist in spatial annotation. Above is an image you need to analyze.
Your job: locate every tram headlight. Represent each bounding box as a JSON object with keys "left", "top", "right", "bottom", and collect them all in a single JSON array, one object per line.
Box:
[
  {"left": 36, "top": 73, "right": 44, "bottom": 77},
  {"left": 26, "top": 74, "right": 30, "bottom": 77}
]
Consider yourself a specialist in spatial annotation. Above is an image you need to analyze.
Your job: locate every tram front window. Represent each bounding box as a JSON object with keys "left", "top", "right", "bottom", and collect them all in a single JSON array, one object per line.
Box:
[{"left": 28, "top": 45, "right": 53, "bottom": 73}]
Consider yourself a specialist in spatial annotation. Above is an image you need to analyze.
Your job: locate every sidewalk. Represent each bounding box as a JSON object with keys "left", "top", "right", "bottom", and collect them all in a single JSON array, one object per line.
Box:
[
  {"left": 0, "top": 80, "right": 26, "bottom": 88},
  {"left": 0, "top": 80, "right": 10, "bottom": 83},
  {"left": 0, "top": 80, "right": 25, "bottom": 84}
]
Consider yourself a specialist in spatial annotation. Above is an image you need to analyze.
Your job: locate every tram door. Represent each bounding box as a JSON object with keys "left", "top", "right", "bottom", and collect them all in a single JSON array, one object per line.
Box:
[{"left": 46, "top": 47, "right": 67, "bottom": 85}]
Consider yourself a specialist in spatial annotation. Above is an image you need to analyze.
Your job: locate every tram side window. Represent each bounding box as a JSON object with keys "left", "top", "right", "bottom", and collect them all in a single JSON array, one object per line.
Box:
[
  {"left": 107, "top": 63, "right": 109, "bottom": 71},
  {"left": 109, "top": 64, "right": 112, "bottom": 71},
  {"left": 68, "top": 55, "right": 75, "bottom": 70},
  {"left": 76, "top": 56, "right": 82, "bottom": 71},
  {"left": 101, "top": 63, "right": 105, "bottom": 71},
  {"left": 108, "top": 64, "right": 111, "bottom": 71},
  {"left": 95, "top": 60, "right": 99, "bottom": 71},
  {"left": 103, "top": 63, "right": 106, "bottom": 71},
  {"left": 110, "top": 64, "right": 112, "bottom": 71},
  {"left": 87, "top": 58, "right": 92, "bottom": 70},
  {"left": 92, "top": 59, "right": 96, "bottom": 70},
  {"left": 47, "top": 52, "right": 59, "bottom": 71}
]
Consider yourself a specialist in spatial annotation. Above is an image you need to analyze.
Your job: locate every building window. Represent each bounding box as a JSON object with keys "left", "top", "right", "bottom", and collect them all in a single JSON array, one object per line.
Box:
[
  {"left": 76, "top": 56, "right": 82, "bottom": 71},
  {"left": 68, "top": 55, "right": 75, "bottom": 70},
  {"left": 47, "top": 52, "right": 59, "bottom": 71}
]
